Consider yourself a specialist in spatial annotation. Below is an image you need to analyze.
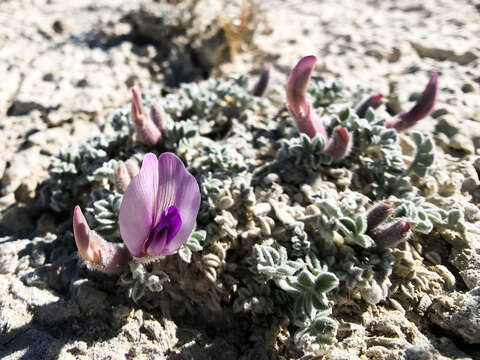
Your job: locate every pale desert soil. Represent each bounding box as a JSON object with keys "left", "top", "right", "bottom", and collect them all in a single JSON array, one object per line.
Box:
[{"left": 0, "top": 0, "right": 479, "bottom": 359}]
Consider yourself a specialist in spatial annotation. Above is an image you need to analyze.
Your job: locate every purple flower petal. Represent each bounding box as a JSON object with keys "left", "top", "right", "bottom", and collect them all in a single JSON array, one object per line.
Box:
[
  {"left": 155, "top": 153, "right": 201, "bottom": 255},
  {"left": 145, "top": 206, "right": 182, "bottom": 255},
  {"left": 118, "top": 153, "right": 159, "bottom": 257}
]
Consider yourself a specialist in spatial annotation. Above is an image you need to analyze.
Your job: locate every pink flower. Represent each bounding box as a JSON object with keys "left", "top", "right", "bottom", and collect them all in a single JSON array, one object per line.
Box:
[
  {"left": 118, "top": 152, "right": 201, "bottom": 258},
  {"left": 286, "top": 56, "right": 328, "bottom": 139},
  {"left": 386, "top": 73, "right": 438, "bottom": 132}
]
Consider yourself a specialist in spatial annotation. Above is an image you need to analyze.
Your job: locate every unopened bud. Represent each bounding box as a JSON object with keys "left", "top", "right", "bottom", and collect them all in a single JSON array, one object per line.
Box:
[
  {"left": 356, "top": 94, "right": 385, "bottom": 118},
  {"left": 131, "top": 86, "right": 162, "bottom": 146},
  {"left": 252, "top": 62, "right": 271, "bottom": 97},
  {"left": 125, "top": 159, "right": 140, "bottom": 179},
  {"left": 370, "top": 220, "right": 411, "bottom": 249},
  {"left": 286, "top": 56, "right": 328, "bottom": 139},
  {"left": 150, "top": 101, "right": 165, "bottom": 137},
  {"left": 366, "top": 201, "right": 393, "bottom": 232},
  {"left": 73, "top": 206, "right": 130, "bottom": 274},
  {"left": 386, "top": 73, "right": 438, "bottom": 132},
  {"left": 114, "top": 163, "right": 131, "bottom": 193},
  {"left": 323, "top": 127, "right": 351, "bottom": 163}
]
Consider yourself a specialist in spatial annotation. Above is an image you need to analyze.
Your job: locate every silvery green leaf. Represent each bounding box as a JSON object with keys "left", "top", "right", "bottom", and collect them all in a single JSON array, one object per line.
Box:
[
  {"left": 145, "top": 271, "right": 169, "bottom": 292},
  {"left": 408, "top": 131, "right": 435, "bottom": 177},
  {"left": 280, "top": 268, "right": 338, "bottom": 317},
  {"left": 253, "top": 244, "right": 302, "bottom": 281},
  {"left": 352, "top": 234, "right": 375, "bottom": 248},
  {"left": 178, "top": 247, "right": 193, "bottom": 263},
  {"left": 315, "top": 272, "right": 340, "bottom": 293},
  {"left": 131, "top": 282, "right": 145, "bottom": 303},
  {"left": 293, "top": 313, "right": 338, "bottom": 346},
  {"left": 339, "top": 217, "right": 356, "bottom": 233},
  {"left": 355, "top": 215, "right": 366, "bottom": 234},
  {"left": 178, "top": 229, "right": 207, "bottom": 263}
]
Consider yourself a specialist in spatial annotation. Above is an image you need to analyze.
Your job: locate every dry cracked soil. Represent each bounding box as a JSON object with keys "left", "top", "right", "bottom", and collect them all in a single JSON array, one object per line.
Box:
[{"left": 1, "top": 0, "right": 480, "bottom": 359}]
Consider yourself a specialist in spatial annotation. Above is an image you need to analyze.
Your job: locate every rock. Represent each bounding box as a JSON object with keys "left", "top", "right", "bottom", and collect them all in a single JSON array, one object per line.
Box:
[
  {"left": 450, "top": 245, "right": 480, "bottom": 290},
  {"left": 0, "top": 205, "right": 35, "bottom": 236},
  {"left": 404, "top": 345, "right": 433, "bottom": 360},
  {"left": 52, "top": 20, "right": 67, "bottom": 34},
  {"left": 0, "top": 147, "right": 49, "bottom": 197},
  {"left": 127, "top": 0, "right": 231, "bottom": 83},
  {"left": 0, "top": 237, "right": 30, "bottom": 274},
  {"left": 0, "top": 279, "right": 33, "bottom": 342},
  {"left": 461, "top": 83, "right": 475, "bottom": 93},
  {"left": 7, "top": 100, "right": 47, "bottom": 116},
  {"left": 430, "top": 289, "right": 480, "bottom": 344},
  {"left": 410, "top": 41, "right": 455, "bottom": 61},
  {"left": 0, "top": 328, "right": 62, "bottom": 360},
  {"left": 410, "top": 42, "right": 478, "bottom": 65},
  {"left": 27, "top": 127, "right": 72, "bottom": 156},
  {"left": 10, "top": 277, "right": 59, "bottom": 307},
  {"left": 450, "top": 134, "right": 474, "bottom": 154},
  {"left": 72, "top": 279, "right": 108, "bottom": 313},
  {"left": 34, "top": 299, "right": 81, "bottom": 325}
]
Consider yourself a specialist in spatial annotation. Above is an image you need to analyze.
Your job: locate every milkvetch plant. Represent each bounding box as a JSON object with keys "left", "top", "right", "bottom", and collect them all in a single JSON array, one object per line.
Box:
[{"left": 43, "top": 56, "right": 476, "bottom": 357}]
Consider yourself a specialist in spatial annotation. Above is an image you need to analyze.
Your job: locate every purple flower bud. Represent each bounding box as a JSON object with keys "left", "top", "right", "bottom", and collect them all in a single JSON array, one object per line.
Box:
[
  {"left": 386, "top": 73, "right": 438, "bottom": 132},
  {"left": 323, "top": 126, "right": 352, "bottom": 163},
  {"left": 125, "top": 159, "right": 140, "bottom": 179},
  {"left": 118, "top": 153, "right": 201, "bottom": 259},
  {"left": 252, "top": 62, "right": 271, "bottom": 97},
  {"left": 370, "top": 220, "right": 411, "bottom": 249},
  {"left": 286, "top": 56, "right": 328, "bottom": 139},
  {"left": 356, "top": 94, "right": 385, "bottom": 118},
  {"left": 150, "top": 100, "right": 165, "bottom": 138},
  {"left": 114, "top": 163, "right": 131, "bottom": 193},
  {"left": 366, "top": 201, "right": 393, "bottom": 232},
  {"left": 73, "top": 206, "right": 130, "bottom": 274},
  {"left": 131, "top": 86, "right": 163, "bottom": 146}
]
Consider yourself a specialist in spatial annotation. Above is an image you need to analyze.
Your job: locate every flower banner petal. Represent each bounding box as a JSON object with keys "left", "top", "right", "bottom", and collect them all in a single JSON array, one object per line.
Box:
[{"left": 119, "top": 153, "right": 159, "bottom": 257}]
